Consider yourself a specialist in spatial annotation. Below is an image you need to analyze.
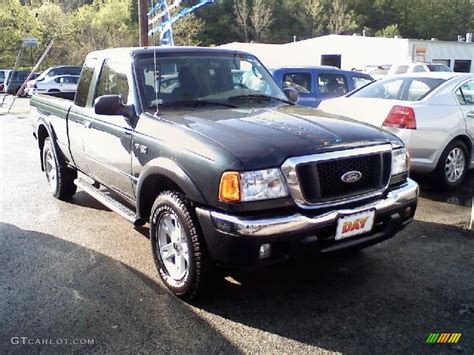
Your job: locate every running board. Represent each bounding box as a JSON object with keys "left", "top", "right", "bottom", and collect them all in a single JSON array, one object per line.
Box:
[{"left": 74, "top": 178, "right": 141, "bottom": 226}]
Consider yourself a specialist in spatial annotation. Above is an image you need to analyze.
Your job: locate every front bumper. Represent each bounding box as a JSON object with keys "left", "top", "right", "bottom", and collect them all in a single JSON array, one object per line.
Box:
[{"left": 196, "top": 179, "right": 419, "bottom": 268}]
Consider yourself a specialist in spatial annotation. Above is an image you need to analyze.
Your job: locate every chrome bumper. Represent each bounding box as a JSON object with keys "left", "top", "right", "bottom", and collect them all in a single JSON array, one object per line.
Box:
[{"left": 197, "top": 178, "right": 419, "bottom": 237}]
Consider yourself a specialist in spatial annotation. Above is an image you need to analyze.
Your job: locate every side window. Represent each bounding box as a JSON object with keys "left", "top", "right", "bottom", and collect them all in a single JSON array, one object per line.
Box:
[
  {"left": 55, "top": 78, "right": 61, "bottom": 83},
  {"left": 457, "top": 80, "right": 474, "bottom": 105},
  {"left": 317, "top": 73, "right": 348, "bottom": 96},
  {"left": 352, "top": 76, "right": 372, "bottom": 89},
  {"left": 75, "top": 59, "right": 96, "bottom": 107},
  {"left": 95, "top": 59, "right": 130, "bottom": 104},
  {"left": 282, "top": 72, "right": 311, "bottom": 94},
  {"left": 395, "top": 65, "right": 408, "bottom": 74},
  {"left": 406, "top": 79, "right": 432, "bottom": 101},
  {"left": 412, "top": 65, "right": 427, "bottom": 73}
]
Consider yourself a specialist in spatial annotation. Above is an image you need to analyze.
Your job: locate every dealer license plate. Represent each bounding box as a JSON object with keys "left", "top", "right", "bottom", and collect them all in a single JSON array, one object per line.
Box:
[{"left": 335, "top": 210, "right": 375, "bottom": 241}]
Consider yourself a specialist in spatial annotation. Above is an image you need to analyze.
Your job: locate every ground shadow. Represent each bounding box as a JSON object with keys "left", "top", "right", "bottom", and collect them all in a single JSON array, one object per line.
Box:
[
  {"left": 0, "top": 222, "right": 238, "bottom": 353},
  {"left": 194, "top": 219, "right": 473, "bottom": 354},
  {"left": 413, "top": 171, "right": 474, "bottom": 208}
]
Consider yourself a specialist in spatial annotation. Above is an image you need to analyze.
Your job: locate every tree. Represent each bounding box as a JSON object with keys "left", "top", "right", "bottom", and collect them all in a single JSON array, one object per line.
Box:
[
  {"left": 172, "top": 14, "right": 205, "bottom": 46},
  {"left": 375, "top": 24, "right": 400, "bottom": 38},
  {"left": 234, "top": 0, "right": 251, "bottom": 42},
  {"left": 250, "top": 0, "right": 273, "bottom": 41},
  {"left": 302, "top": 0, "right": 326, "bottom": 37},
  {"left": 327, "top": 0, "right": 358, "bottom": 34}
]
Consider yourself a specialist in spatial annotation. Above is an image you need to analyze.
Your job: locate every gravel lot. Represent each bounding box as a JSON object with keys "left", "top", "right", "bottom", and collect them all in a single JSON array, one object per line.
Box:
[{"left": 1, "top": 97, "right": 473, "bottom": 353}]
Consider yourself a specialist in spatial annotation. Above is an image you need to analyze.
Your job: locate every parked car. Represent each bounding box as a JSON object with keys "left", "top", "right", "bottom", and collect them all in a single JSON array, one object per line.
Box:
[
  {"left": 387, "top": 62, "right": 452, "bottom": 76},
  {"left": 0, "top": 69, "right": 12, "bottom": 92},
  {"left": 26, "top": 65, "right": 81, "bottom": 94},
  {"left": 269, "top": 66, "right": 374, "bottom": 107},
  {"left": 5, "top": 70, "right": 41, "bottom": 96},
  {"left": 319, "top": 72, "right": 474, "bottom": 188},
  {"left": 28, "top": 75, "right": 80, "bottom": 96},
  {"left": 31, "top": 47, "right": 418, "bottom": 300},
  {"left": 354, "top": 64, "right": 392, "bottom": 80}
]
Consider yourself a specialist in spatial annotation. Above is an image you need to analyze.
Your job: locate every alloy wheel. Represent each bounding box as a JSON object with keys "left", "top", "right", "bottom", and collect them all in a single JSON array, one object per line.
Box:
[{"left": 444, "top": 147, "right": 465, "bottom": 183}]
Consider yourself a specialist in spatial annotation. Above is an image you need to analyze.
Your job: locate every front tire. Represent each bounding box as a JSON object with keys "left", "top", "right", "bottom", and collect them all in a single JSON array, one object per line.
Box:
[
  {"left": 435, "top": 140, "right": 468, "bottom": 189},
  {"left": 42, "top": 137, "right": 77, "bottom": 200},
  {"left": 150, "top": 191, "right": 209, "bottom": 300}
]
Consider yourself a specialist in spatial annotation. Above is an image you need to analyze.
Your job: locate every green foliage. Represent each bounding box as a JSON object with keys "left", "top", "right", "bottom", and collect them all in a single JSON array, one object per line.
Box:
[
  {"left": 1, "top": 0, "right": 473, "bottom": 68},
  {"left": 375, "top": 24, "right": 401, "bottom": 37}
]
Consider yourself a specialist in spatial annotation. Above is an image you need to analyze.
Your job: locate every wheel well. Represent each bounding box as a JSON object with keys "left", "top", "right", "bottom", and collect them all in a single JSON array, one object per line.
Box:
[
  {"left": 452, "top": 135, "right": 472, "bottom": 157},
  {"left": 37, "top": 125, "right": 49, "bottom": 170},
  {"left": 139, "top": 174, "right": 184, "bottom": 220}
]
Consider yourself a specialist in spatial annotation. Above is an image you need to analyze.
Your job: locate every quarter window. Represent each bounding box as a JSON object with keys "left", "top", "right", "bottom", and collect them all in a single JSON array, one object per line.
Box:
[
  {"left": 74, "top": 59, "right": 95, "bottom": 107},
  {"left": 95, "top": 59, "right": 130, "bottom": 104},
  {"left": 412, "top": 65, "right": 426, "bottom": 73},
  {"left": 282, "top": 72, "right": 311, "bottom": 94},
  {"left": 395, "top": 65, "right": 408, "bottom": 74},
  {"left": 457, "top": 80, "right": 474, "bottom": 105},
  {"left": 317, "top": 74, "right": 348, "bottom": 96}
]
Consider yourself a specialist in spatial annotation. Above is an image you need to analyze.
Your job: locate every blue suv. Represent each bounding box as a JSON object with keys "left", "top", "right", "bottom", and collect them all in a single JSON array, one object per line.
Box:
[{"left": 270, "top": 66, "right": 373, "bottom": 107}]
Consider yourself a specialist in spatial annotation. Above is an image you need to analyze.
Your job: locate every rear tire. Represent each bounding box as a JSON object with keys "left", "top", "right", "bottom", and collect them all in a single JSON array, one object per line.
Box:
[
  {"left": 150, "top": 191, "right": 213, "bottom": 301},
  {"left": 434, "top": 140, "right": 468, "bottom": 189},
  {"left": 42, "top": 137, "right": 77, "bottom": 200}
]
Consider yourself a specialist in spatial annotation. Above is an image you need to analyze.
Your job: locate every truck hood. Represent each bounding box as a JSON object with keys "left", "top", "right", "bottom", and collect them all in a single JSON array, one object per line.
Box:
[{"left": 162, "top": 104, "right": 400, "bottom": 169}]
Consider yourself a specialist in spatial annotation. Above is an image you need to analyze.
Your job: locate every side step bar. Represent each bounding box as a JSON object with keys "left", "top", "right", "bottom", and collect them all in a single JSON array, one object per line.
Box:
[{"left": 74, "top": 178, "right": 144, "bottom": 226}]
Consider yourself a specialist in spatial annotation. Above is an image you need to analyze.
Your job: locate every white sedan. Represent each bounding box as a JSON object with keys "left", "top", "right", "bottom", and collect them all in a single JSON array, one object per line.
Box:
[
  {"left": 319, "top": 72, "right": 474, "bottom": 188},
  {"left": 28, "top": 75, "right": 79, "bottom": 95}
]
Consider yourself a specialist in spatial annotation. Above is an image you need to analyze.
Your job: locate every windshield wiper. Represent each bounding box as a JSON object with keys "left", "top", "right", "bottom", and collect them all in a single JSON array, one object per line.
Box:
[
  {"left": 228, "top": 94, "right": 292, "bottom": 105},
  {"left": 152, "top": 100, "right": 237, "bottom": 109}
]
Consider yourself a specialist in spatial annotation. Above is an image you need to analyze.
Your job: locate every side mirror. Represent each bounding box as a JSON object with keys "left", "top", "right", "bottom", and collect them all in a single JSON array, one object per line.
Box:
[
  {"left": 94, "top": 95, "right": 135, "bottom": 123},
  {"left": 283, "top": 87, "right": 299, "bottom": 104}
]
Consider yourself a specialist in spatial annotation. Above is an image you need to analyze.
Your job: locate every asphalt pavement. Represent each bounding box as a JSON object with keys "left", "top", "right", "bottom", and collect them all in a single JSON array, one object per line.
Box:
[{"left": 1, "top": 97, "right": 473, "bottom": 354}]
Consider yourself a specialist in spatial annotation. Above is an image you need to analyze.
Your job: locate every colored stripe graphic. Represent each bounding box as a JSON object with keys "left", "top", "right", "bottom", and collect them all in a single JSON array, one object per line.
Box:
[
  {"left": 426, "top": 333, "right": 462, "bottom": 344},
  {"left": 426, "top": 333, "right": 439, "bottom": 343}
]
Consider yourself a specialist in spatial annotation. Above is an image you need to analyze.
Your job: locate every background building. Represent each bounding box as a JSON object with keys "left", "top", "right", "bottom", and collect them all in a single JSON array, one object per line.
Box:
[{"left": 220, "top": 34, "right": 474, "bottom": 72}]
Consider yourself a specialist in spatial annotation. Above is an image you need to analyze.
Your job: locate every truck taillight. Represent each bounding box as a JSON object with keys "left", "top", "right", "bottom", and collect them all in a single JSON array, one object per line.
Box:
[{"left": 383, "top": 105, "right": 416, "bottom": 129}]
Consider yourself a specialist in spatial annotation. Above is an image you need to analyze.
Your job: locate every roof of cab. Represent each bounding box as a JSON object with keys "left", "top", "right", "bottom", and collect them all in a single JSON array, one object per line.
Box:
[{"left": 87, "top": 46, "right": 251, "bottom": 59}]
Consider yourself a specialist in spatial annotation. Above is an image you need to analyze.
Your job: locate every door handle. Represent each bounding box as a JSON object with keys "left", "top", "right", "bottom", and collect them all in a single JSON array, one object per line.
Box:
[
  {"left": 466, "top": 111, "right": 474, "bottom": 118},
  {"left": 84, "top": 120, "right": 92, "bottom": 129}
]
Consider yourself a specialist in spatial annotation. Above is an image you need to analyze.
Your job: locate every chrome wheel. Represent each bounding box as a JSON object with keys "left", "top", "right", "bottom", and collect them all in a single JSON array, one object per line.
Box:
[
  {"left": 157, "top": 212, "right": 190, "bottom": 281},
  {"left": 444, "top": 147, "right": 465, "bottom": 183},
  {"left": 45, "top": 148, "right": 58, "bottom": 193}
]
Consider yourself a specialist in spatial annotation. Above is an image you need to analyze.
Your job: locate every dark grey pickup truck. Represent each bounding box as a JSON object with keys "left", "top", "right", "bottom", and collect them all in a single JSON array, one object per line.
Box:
[{"left": 31, "top": 47, "right": 418, "bottom": 300}]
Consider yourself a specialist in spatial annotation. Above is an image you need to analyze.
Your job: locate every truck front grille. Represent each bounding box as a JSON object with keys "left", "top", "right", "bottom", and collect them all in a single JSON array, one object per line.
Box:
[
  {"left": 281, "top": 145, "right": 393, "bottom": 208},
  {"left": 297, "top": 153, "right": 391, "bottom": 202}
]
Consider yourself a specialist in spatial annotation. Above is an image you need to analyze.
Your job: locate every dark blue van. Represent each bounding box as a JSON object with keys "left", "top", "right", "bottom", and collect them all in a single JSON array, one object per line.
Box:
[{"left": 270, "top": 66, "right": 373, "bottom": 107}]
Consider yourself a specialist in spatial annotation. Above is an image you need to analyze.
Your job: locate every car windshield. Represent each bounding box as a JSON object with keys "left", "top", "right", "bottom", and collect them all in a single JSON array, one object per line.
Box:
[
  {"left": 135, "top": 52, "right": 288, "bottom": 110},
  {"left": 427, "top": 64, "right": 452, "bottom": 72},
  {"left": 349, "top": 77, "right": 446, "bottom": 101}
]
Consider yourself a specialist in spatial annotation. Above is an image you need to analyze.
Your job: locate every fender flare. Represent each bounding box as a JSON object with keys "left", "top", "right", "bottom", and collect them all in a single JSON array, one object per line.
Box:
[
  {"left": 136, "top": 157, "right": 207, "bottom": 219},
  {"left": 36, "top": 117, "right": 65, "bottom": 170}
]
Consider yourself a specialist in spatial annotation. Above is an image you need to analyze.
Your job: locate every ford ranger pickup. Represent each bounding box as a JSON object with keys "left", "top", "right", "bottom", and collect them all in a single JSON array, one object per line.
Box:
[{"left": 31, "top": 47, "right": 418, "bottom": 300}]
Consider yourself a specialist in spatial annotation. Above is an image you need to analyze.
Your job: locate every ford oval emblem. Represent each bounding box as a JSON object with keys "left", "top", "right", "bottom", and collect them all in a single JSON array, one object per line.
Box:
[{"left": 341, "top": 171, "right": 362, "bottom": 183}]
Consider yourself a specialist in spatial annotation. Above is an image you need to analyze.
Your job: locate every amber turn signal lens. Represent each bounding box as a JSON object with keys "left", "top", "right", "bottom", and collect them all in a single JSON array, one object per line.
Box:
[{"left": 219, "top": 172, "right": 241, "bottom": 202}]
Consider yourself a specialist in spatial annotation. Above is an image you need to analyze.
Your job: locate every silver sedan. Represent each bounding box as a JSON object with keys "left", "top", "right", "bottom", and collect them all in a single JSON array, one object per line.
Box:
[{"left": 319, "top": 72, "right": 474, "bottom": 188}]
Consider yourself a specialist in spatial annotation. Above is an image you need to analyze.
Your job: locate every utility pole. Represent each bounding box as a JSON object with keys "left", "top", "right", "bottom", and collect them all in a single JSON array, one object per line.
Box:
[{"left": 138, "top": 0, "right": 149, "bottom": 47}]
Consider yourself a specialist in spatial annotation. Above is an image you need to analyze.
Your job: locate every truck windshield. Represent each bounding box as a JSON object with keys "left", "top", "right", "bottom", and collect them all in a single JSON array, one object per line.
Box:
[{"left": 135, "top": 52, "right": 288, "bottom": 110}]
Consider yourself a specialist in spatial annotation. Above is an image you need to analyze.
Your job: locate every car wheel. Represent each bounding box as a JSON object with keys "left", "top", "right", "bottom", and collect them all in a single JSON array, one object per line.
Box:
[
  {"left": 42, "top": 137, "right": 77, "bottom": 200},
  {"left": 435, "top": 140, "right": 468, "bottom": 189},
  {"left": 150, "top": 191, "right": 210, "bottom": 300}
]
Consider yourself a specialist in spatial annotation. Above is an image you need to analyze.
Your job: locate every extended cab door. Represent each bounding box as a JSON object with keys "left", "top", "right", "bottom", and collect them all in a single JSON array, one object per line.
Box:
[
  {"left": 68, "top": 58, "right": 97, "bottom": 172},
  {"left": 81, "top": 58, "right": 135, "bottom": 198}
]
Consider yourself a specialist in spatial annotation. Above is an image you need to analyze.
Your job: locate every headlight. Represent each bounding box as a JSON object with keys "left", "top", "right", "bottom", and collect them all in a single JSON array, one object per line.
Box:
[
  {"left": 392, "top": 148, "right": 409, "bottom": 175},
  {"left": 219, "top": 168, "right": 288, "bottom": 202}
]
